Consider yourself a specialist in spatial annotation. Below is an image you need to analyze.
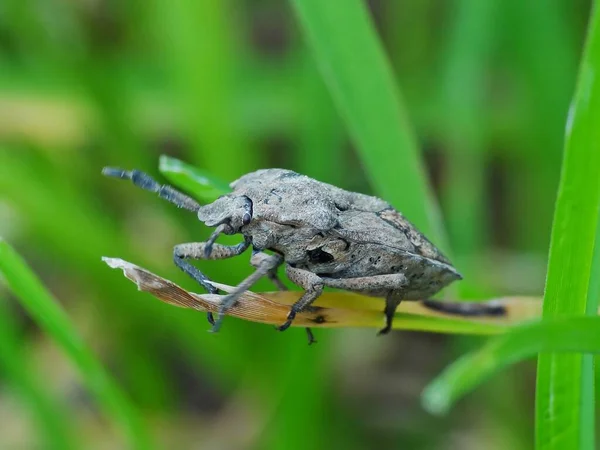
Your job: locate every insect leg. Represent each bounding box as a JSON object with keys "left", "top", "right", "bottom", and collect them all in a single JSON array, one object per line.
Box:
[
  {"left": 211, "top": 253, "right": 284, "bottom": 333},
  {"left": 252, "top": 253, "right": 316, "bottom": 344},
  {"left": 103, "top": 167, "right": 201, "bottom": 212},
  {"left": 279, "top": 266, "right": 324, "bottom": 337},
  {"left": 250, "top": 250, "right": 287, "bottom": 290},
  {"left": 379, "top": 296, "right": 402, "bottom": 335},
  {"left": 304, "top": 328, "right": 316, "bottom": 345},
  {"left": 321, "top": 273, "right": 408, "bottom": 292},
  {"left": 174, "top": 239, "right": 250, "bottom": 324},
  {"left": 320, "top": 273, "right": 409, "bottom": 335}
]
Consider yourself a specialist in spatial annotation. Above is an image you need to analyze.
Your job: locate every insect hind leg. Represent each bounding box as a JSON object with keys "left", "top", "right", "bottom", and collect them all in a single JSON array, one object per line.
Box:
[
  {"left": 320, "top": 273, "right": 409, "bottom": 336},
  {"left": 252, "top": 252, "right": 316, "bottom": 344},
  {"left": 379, "top": 296, "right": 402, "bottom": 335},
  {"left": 281, "top": 266, "right": 324, "bottom": 342}
]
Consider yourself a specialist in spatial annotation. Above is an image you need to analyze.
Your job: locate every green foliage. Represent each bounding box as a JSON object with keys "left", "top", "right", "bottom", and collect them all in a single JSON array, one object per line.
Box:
[
  {"left": 150, "top": 0, "right": 254, "bottom": 175},
  {"left": 438, "top": 0, "right": 496, "bottom": 265},
  {"left": 535, "top": 6, "right": 600, "bottom": 448},
  {"left": 159, "top": 155, "right": 231, "bottom": 202},
  {"left": 0, "top": 296, "right": 76, "bottom": 449},
  {"left": 0, "top": 0, "right": 595, "bottom": 448},
  {"left": 420, "top": 5, "right": 600, "bottom": 449},
  {"left": 422, "top": 316, "right": 600, "bottom": 416},
  {"left": 0, "top": 240, "right": 152, "bottom": 449},
  {"left": 290, "top": 0, "right": 446, "bottom": 248}
]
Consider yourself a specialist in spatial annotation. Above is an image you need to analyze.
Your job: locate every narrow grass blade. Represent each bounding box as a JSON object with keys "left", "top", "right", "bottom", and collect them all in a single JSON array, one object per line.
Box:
[
  {"left": 295, "top": 50, "right": 345, "bottom": 186},
  {"left": 422, "top": 316, "right": 600, "bottom": 416},
  {"left": 0, "top": 297, "right": 76, "bottom": 450},
  {"left": 504, "top": 0, "right": 576, "bottom": 253},
  {"left": 159, "top": 155, "right": 231, "bottom": 203},
  {"left": 0, "top": 239, "right": 152, "bottom": 450},
  {"left": 290, "top": 0, "right": 447, "bottom": 249},
  {"left": 439, "top": 0, "right": 496, "bottom": 261},
  {"left": 535, "top": 5, "right": 600, "bottom": 449}
]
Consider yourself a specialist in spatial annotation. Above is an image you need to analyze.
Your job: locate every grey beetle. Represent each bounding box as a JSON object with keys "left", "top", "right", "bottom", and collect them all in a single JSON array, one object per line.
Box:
[{"left": 103, "top": 167, "right": 503, "bottom": 343}]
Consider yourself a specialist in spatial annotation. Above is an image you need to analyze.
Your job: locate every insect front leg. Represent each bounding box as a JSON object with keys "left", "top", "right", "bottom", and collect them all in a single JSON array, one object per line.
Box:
[
  {"left": 321, "top": 273, "right": 409, "bottom": 336},
  {"left": 280, "top": 266, "right": 324, "bottom": 341},
  {"left": 174, "top": 238, "right": 250, "bottom": 324},
  {"left": 211, "top": 253, "right": 284, "bottom": 333}
]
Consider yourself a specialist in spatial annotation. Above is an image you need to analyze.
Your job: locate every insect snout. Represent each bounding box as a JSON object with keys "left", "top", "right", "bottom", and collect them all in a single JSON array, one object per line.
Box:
[
  {"left": 197, "top": 195, "right": 253, "bottom": 231},
  {"left": 195, "top": 195, "right": 253, "bottom": 259}
]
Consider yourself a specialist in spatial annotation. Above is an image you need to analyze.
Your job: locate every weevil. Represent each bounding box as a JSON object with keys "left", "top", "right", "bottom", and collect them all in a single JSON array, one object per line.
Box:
[{"left": 103, "top": 167, "right": 503, "bottom": 343}]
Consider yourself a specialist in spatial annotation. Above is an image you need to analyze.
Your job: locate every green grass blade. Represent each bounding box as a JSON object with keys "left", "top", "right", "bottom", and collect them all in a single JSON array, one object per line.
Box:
[
  {"left": 439, "top": 0, "right": 496, "bottom": 260},
  {"left": 581, "top": 215, "right": 600, "bottom": 443},
  {"left": 0, "top": 297, "right": 77, "bottom": 449},
  {"left": 504, "top": 0, "right": 576, "bottom": 253},
  {"left": 290, "top": 0, "right": 447, "bottom": 249},
  {"left": 150, "top": 0, "right": 254, "bottom": 177},
  {"left": 535, "top": 5, "right": 600, "bottom": 449},
  {"left": 422, "top": 316, "right": 600, "bottom": 416},
  {"left": 295, "top": 50, "right": 345, "bottom": 186},
  {"left": 0, "top": 239, "right": 153, "bottom": 450},
  {"left": 159, "top": 155, "right": 231, "bottom": 202}
]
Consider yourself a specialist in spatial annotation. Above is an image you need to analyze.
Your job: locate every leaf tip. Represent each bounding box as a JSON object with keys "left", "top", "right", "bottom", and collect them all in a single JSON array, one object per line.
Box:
[
  {"left": 158, "top": 154, "right": 181, "bottom": 173},
  {"left": 102, "top": 256, "right": 124, "bottom": 269},
  {"left": 421, "top": 385, "right": 450, "bottom": 416}
]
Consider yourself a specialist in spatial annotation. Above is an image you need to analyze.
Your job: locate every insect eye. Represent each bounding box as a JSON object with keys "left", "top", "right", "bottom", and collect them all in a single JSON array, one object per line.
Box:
[
  {"left": 307, "top": 248, "right": 334, "bottom": 264},
  {"left": 242, "top": 212, "right": 251, "bottom": 225},
  {"left": 334, "top": 201, "right": 348, "bottom": 211}
]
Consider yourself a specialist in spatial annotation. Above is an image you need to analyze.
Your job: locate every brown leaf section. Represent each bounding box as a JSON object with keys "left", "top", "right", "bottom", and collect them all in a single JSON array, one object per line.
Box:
[{"left": 102, "top": 257, "right": 543, "bottom": 334}]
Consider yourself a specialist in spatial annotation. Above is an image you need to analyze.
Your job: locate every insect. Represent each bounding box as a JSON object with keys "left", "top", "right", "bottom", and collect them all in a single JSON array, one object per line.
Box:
[{"left": 103, "top": 166, "right": 497, "bottom": 343}]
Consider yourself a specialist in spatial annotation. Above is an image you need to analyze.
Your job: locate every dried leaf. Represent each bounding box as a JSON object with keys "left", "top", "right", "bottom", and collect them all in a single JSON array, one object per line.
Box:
[{"left": 103, "top": 257, "right": 542, "bottom": 335}]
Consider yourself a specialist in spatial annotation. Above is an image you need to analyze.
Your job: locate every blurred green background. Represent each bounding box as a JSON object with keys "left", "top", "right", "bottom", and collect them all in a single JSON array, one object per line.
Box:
[{"left": 0, "top": 0, "right": 591, "bottom": 448}]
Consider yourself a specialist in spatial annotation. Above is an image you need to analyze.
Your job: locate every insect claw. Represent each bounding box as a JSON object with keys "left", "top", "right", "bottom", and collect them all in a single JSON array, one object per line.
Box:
[
  {"left": 210, "top": 317, "right": 223, "bottom": 333},
  {"left": 206, "top": 312, "right": 215, "bottom": 325},
  {"left": 277, "top": 320, "right": 292, "bottom": 332},
  {"left": 305, "top": 327, "right": 317, "bottom": 345},
  {"left": 210, "top": 306, "right": 230, "bottom": 333},
  {"left": 377, "top": 325, "right": 392, "bottom": 336},
  {"left": 277, "top": 309, "right": 297, "bottom": 332}
]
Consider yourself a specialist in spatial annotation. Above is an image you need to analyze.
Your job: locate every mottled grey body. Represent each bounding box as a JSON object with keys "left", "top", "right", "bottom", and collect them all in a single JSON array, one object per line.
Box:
[
  {"left": 103, "top": 166, "right": 463, "bottom": 340},
  {"left": 214, "top": 169, "right": 460, "bottom": 299}
]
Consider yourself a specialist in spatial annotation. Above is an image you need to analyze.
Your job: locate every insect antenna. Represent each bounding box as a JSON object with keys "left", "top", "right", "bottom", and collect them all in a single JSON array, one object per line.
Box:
[{"left": 102, "top": 167, "right": 201, "bottom": 212}]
